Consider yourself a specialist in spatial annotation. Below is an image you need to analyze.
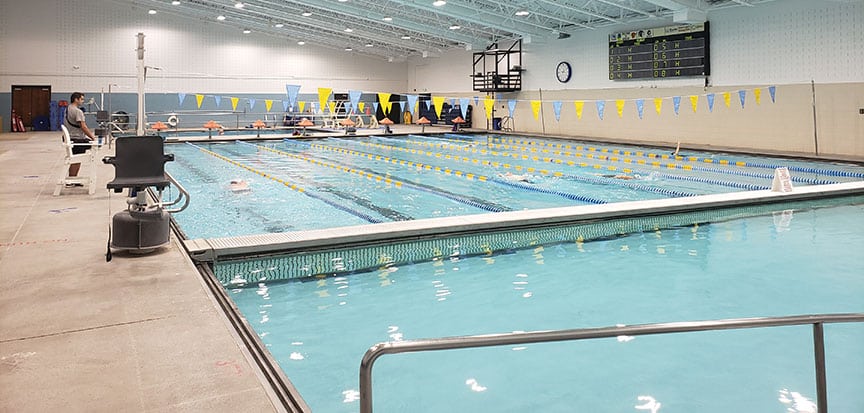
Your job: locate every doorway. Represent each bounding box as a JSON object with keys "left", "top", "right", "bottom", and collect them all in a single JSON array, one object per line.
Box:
[{"left": 12, "top": 85, "right": 51, "bottom": 130}]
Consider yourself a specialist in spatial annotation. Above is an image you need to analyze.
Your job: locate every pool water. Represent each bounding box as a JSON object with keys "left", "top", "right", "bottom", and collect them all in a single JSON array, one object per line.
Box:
[
  {"left": 164, "top": 134, "right": 864, "bottom": 239},
  {"left": 223, "top": 196, "right": 864, "bottom": 412}
]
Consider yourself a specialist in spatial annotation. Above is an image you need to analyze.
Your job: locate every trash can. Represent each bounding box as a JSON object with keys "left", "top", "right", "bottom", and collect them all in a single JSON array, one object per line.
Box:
[{"left": 492, "top": 117, "right": 502, "bottom": 130}]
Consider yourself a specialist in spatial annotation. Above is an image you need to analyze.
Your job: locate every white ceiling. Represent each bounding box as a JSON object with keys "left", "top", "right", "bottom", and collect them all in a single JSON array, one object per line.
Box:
[{"left": 130, "top": 0, "right": 778, "bottom": 60}]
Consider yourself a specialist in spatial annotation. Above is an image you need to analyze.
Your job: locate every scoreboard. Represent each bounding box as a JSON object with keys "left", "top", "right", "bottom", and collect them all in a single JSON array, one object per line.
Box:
[{"left": 609, "top": 22, "right": 710, "bottom": 80}]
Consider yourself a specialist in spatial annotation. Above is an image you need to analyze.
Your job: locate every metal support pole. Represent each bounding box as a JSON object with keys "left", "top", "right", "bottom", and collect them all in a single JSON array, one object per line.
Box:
[
  {"left": 813, "top": 322, "right": 828, "bottom": 413},
  {"left": 136, "top": 33, "right": 146, "bottom": 136}
]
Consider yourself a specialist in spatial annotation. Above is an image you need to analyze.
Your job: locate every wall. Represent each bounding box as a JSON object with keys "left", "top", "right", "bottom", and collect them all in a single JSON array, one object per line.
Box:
[
  {"left": 0, "top": 0, "right": 408, "bottom": 131},
  {"left": 404, "top": 0, "right": 864, "bottom": 158}
]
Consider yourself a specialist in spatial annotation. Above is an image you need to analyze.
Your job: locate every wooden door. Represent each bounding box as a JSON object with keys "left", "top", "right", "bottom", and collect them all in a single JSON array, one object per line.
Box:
[{"left": 12, "top": 85, "right": 51, "bottom": 128}]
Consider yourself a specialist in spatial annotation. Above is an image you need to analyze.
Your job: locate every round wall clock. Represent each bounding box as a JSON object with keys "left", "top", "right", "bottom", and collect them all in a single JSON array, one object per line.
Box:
[{"left": 556, "top": 61, "right": 572, "bottom": 83}]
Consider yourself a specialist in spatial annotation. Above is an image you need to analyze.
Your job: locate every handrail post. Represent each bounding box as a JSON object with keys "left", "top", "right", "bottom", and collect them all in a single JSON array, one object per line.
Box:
[{"left": 813, "top": 322, "right": 828, "bottom": 413}]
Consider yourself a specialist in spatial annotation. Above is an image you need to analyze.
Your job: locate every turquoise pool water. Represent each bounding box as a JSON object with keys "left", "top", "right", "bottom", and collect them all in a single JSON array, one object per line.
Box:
[
  {"left": 222, "top": 196, "right": 864, "bottom": 412},
  {"left": 165, "top": 134, "right": 864, "bottom": 239}
]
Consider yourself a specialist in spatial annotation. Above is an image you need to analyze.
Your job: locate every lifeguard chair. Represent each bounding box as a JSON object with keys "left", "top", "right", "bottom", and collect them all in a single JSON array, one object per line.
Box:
[{"left": 54, "top": 125, "right": 96, "bottom": 195}]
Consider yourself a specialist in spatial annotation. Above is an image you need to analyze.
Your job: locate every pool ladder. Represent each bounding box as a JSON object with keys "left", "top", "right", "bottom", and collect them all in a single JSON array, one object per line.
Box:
[{"left": 359, "top": 313, "right": 864, "bottom": 413}]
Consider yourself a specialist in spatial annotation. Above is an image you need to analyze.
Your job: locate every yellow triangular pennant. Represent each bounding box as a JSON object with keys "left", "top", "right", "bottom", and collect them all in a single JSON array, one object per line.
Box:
[
  {"left": 574, "top": 101, "right": 584, "bottom": 119},
  {"left": 754, "top": 88, "right": 762, "bottom": 105},
  {"left": 483, "top": 97, "right": 495, "bottom": 119},
  {"left": 318, "top": 88, "right": 332, "bottom": 114},
  {"left": 358, "top": 102, "right": 365, "bottom": 113},
  {"left": 377, "top": 93, "right": 392, "bottom": 115},
  {"left": 690, "top": 95, "right": 699, "bottom": 112},
  {"left": 265, "top": 99, "right": 273, "bottom": 112},
  {"left": 654, "top": 98, "right": 663, "bottom": 115},
  {"left": 723, "top": 92, "right": 731, "bottom": 108},
  {"left": 298, "top": 101, "right": 306, "bottom": 112},
  {"left": 230, "top": 97, "right": 239, "bottom": 111},
  {"left": 616, "top": 99, "right": 625, "bottom": 118},
  {"left": 530, "top": 100, "right": 542, "bottom": 120},
  {"left": 196, "top": 94, "right": 205, "bottom": 109},
  {"left": 328, "top": 101, "right": 336, "bottom": 114},
  {"left": 432, "top": 96, "right": 446, "bottom": 118}
]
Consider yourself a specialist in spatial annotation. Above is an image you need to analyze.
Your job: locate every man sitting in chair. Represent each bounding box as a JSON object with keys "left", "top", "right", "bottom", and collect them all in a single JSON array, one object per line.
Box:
[{"left": 64, "top": 92, "right": 96, "bottom": 183}]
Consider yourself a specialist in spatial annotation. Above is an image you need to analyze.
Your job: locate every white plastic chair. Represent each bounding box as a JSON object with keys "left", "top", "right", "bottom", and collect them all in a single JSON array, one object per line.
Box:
[{"left": 54, "top": 125, "right": 96, "bottom": 195}]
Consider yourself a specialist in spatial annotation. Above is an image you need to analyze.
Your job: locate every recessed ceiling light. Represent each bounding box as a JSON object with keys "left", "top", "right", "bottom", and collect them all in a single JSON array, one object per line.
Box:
[
  {"left": 449, "top": 25, "right": 461, "bottom": 30},
  {"left": 217, "top": 15, "right": 226, "bottom": 21},
  {"left": 433, "top": 0, "right": 446, "bottom": 6},
  {"left": 243, "top": 29, "right": 251, "bottom": 34},
  {"left": 297, "top": 41, "right": 306, "bottom": 45},
  {"left": 383, "top": 17, "right": 393, "bottom": 22},
  {"left": 338, "top": 0, "right": 348, "bottom": 2},
  {"left": 345, "top": 47, "right": 353, "bottom": 51},
  {"left": 148, "top": 9, "right": 157, "bottom": 14},
  {"left": 171, "top": 1, "right": 180, "bottom": 5},
  {"left": 274, "top": 23, "right": 284, "bottom": 28},
  {"left": 401, "top": 35, "right": 411, "bottom": 39},
  {"left": 515, "top": 10, "right": 530, "bottom": 16},
  {"left": 365, "top": 43, "right": 374, "bottom": 47},
  {"left": 234, "top": 2, "right": 244, "bottom": 9},
  {"left": 344, "top": 28, "right": 353, "bottom": 32},
  {"left": 301, "top": 11, "right": 312, "bottom": 17}
]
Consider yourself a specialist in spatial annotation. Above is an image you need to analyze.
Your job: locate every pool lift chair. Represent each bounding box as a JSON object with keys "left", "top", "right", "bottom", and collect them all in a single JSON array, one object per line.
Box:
[{"left": 102, "top": 135, "right": 186, "bottom": 259}]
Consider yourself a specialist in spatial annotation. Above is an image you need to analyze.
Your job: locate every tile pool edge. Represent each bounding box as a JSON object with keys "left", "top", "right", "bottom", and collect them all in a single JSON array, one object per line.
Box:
[{"left": 184, "top": 181, "right": 864, "bottom": 262}]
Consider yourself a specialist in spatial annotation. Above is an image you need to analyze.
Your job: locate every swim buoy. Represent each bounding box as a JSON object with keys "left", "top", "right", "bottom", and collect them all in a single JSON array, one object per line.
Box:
[{"left": 167, "top": 114, "right": 178, "bottom": 127}]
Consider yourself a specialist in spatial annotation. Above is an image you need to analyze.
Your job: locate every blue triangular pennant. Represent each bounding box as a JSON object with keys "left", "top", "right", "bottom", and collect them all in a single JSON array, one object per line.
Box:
[
  {"left": 459, "top": 98, "right": 470, "bottom": 119},
  {"left": 738, "top": 90, "right": 746, "bottom": 108},
  {"left": 285, "top": 84, "right": 301, "bottom": 108},
  {"left": 372, "top": 102, "right": 379, "bottom": 114},
  {"left": 636, "top": 99, "right": 644, "bottom": 119},
  {"left": 673, "top": 96, "right": 681, "bottom": 115},
  {"left": 248, "top": 98, "right": 256, "bottom": 110},
  {"left": 769, "top": 86, "right": 776, "bottom": 103},
  {"left": 178, "top": 93, "right": 186, "bottom": 106},
  {"left": 214, "top": 95, "right": 221, "bottom": 108},
  {"left": 552, "top": 101, "right": 563, "bottom": 121},
  {"left": 508, "top": 100, "right": 517, "bottom": 118},
  {"left": 348, "top": 90, "right": 362, "bottom": 114},
  {"left": 424, "top": 100, "right": 432, "bottom": 110},
  {"left": 406, "top": 95, "right": 418, "bottom": 115},
  {"left": 283, "top": 101, "right": 290, "bottom": 112},
  {"left": 595, "top": 100, "right": 605, "bottom": 120},
  {"left": 707, "top": 93, "right": 715, "bottom": 112}
]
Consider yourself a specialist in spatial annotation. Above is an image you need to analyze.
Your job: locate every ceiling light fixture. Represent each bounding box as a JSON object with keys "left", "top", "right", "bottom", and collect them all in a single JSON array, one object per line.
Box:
[
  {"left": 297, "top": 41, "right": 306, "bottom": 45},
  {"left": 383, "top": 17, "right": 393, "bottom": 22},
  {"left": 515, "top": 10, "right": 530, "bottom": 16},
  {"left": 217, "top": 15, "right": 226, "bottom": 21},
  {"left": 365, "top": 43, "right": 374, "bottom": 47},
  {"left": 274, "top": 23, "right": 284, "bottom": 28},
  {"left": 171, "top": 1, "right": 180, "bottom": 5},
  {"left": 433, "top": 1, "right": 446, "bottom": 6},
  {"left": 243, "top": 29, "right": 251, "bottom": 34},
  {"left": 401, "top": 35, "right": 411, "bottom": 39},
  {"left": 345, "top": 47, "right": 353, "bottom": 51},
  {"left": 301, "top": 11, "right": 312, "bottom": 17},
  {"left": 449, "top": 25, "right": 461, "bottom": 30},
  {"left": 234, "top": 2, "right": 244, "bottom": 9},
  {"left": 148, "top": 9, "right": 157, "bottom": 14},
  {"left": 344, "top": 28, "right": 353, "bottom": 32}
]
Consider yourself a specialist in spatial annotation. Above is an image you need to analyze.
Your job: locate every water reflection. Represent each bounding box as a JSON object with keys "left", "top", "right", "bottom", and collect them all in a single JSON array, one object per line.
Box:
[
  {"left": 778, "top": 388, "right": 816, "bottom": 413},
  {"left": 634, "top": 395, "right": 661, "bottom": 413}
]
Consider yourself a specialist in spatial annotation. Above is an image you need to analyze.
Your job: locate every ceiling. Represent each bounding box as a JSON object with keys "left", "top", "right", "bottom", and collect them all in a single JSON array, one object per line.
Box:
[{"left": 132, "top": 0, "right": 778, "bottom": 61}]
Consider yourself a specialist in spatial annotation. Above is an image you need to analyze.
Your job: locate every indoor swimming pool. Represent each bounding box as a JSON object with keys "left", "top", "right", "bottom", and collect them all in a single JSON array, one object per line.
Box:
[
  {"left": 165, "top": 134, "right": 864, "bottom": 239},
  {"left": 219, "top": 195, "right": 864, "bottom": 412}
]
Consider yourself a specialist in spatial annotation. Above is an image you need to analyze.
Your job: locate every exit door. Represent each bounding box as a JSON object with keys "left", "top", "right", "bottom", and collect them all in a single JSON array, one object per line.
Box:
[{"left": 12, "top": 85, "right": 51, "bottom": 129}]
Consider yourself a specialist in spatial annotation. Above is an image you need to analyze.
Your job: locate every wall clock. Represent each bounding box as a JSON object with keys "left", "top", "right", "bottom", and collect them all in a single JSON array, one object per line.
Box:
[{"left": 556, "top": 61, "right": 572, "bottom": 83}]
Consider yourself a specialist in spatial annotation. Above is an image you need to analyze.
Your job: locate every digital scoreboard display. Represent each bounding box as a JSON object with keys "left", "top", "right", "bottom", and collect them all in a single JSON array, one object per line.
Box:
[{"left": 609, "top": 22, "right": 709, "bottom": 80}]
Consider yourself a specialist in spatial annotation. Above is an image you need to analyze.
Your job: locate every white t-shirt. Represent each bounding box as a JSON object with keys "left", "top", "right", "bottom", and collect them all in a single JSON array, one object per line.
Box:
[{"left": 65, "top": 104, "right": 87, "bottom": 141}]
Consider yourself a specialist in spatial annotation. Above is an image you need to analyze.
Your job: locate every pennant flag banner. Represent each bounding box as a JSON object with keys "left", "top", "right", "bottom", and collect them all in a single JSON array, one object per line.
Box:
[
  {"left": 508, "top": 100, "right": 517, "bottom": 118},
  {"left": 298, "top": 101, "right": 306, "bottom": 112},
  {"left": 552, "top": 101, "right": 563, "bottom": 121},
  {"left": 406, "top": 95, "right": 418, "bottom": 116},
  {"left": 378, "top": 93, "right": 392, "bottom": 115},
  {"left": 344, "top": 102, "right": 353, "bottom": 115},
  {"left": 594, "top": 100, "right": 605, "bottom": 120},
  {"left": 707, "top": 94, "right": 715, "bottom": 112},
  {"left": 769, "top": 86, "right": 776, "bottom": 103},
  {"left": 754, "top": 88, "right": 762, "bottom": 105},
  {"left": 283, "top": 101, "right": 290, "bottom": 112},
  {"left": 372, "top": 102, "right": 379, "bottom": 115},
  {"left": 450, "top": 98, "right": 457, "bottom": 107},
  {"left": 574, "top": 100, "right": 584, "bottom": 119},
  {"left": 459, "top": 98, "right": 471, "bottom": 119},
  {"left": 178, "top": 93, "right": 186, "bottom": 106},
  {"left": 230, "top": 97, "right": 239, "bottom": 111},
  {"left": 214, "top": 95, "right": 221, "bottom": 108},
  {"left": 265, "top": 99, "right": 273, "bottom": 112},
  {"left": 636, "top": 99, "right": 644, "bottom": 119},
  {"left": 318, "top": 88, "right": 332, "bottom": 114},
  {"left": 673, "top": 96, "right": 681, "bottom": 115},
  {"left": 249, "top": 98, "right": 256, "bottom": 110},
  {"left": 358, "top": 102, "right": 365, "bottom": 113},
  {"left": 723, "top": 92, "right": 731, "bottom": 108},
  {"left": 483, "top": 97, "right": 495, "bottom": 119},
  {"left": 286, "top": 84, "right": 301, "bottom": 108},
  {"left": 615, "top": 99, "right": 625, "bottom": 118},
  {"left": 328, "top": 101, "right": 336, "bottom": 114},
  {"left": 195, "top": 94, "right": 204, "bottom": 109},
  {"left": 738, "top": 90, "right": 747, "bottom": 108},
  {"left": 654, "top": 98, "right": 663, "bottom": 115},
  {"left": 348, "top": 90, "right": 363, "bottom": 113},
  {"left": 689, "top": 95, "right": 698, "bottom": 112},
  {"left": 474, "top": 96, "right": 479, "bottom": 108},
  {"left": 530, "top": 100, "right": 542, "bottom": 120},
  {"left": 399, "top": 101, "right": 408, "bottom": 113},
  {"left": 432, "top": 96, "right": 446, "bottom": 118},
  {"left": 424, "top": 100, "right": 432, "bottom": 111}
]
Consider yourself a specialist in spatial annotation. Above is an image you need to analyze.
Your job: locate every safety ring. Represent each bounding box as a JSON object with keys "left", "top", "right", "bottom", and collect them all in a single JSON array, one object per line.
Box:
[{"left": 167, "top": 114, "right": 179, "bottom": 127}]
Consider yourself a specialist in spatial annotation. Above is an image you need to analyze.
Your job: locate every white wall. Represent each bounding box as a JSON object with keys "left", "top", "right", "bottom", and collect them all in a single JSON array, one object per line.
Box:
[
  {"left": 0, "top": 0, "right": 408, "bottom": 95},
  {"left": 406, "top": 0, "right": 864, "bottom": 92}
]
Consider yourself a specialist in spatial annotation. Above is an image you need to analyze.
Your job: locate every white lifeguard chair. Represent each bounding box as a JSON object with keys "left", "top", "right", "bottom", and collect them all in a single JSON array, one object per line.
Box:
[{"left": 54, "top": 125, "right": 96, "bottom": 195}]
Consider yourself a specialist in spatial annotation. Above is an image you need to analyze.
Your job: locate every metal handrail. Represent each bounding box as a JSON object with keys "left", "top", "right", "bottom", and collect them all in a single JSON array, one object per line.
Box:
[
  {"left": 359, "top": 313, "right": 864, "bottom": 413},
  {"left": 162, "top": 172, "right": 190, "bottom": 213}
]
